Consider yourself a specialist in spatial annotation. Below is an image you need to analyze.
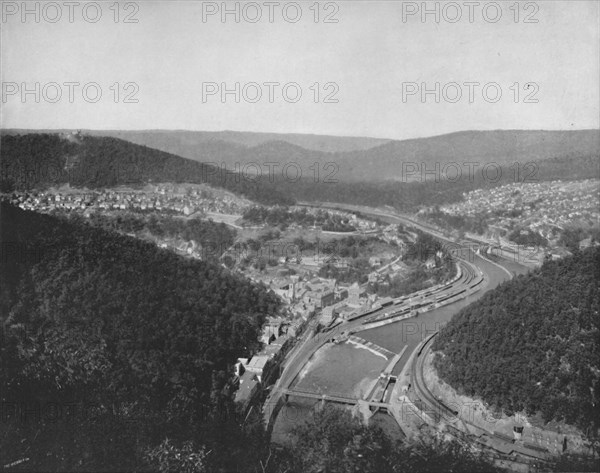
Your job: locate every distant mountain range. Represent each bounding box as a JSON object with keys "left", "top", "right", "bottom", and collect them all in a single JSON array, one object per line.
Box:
[
  {"left": 337, "top": 129, "right": 600, "bottom": 181},
  {"left": 4, "top": 129, "right": 598, "bottom": 182},
  {"left": 2, "top": 129, "right": 598, "bottom": 213},
  {"left": 2, "top": 129, "right": 389, "bottom": 153},
  {"left": 0, "top": 133, "right": 293, "bottom": 205}
]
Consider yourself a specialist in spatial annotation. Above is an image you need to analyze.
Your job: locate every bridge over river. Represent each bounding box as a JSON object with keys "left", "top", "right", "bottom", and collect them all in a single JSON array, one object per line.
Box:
[
  {"left": 278, "top": 387, "right": 390, "bottom": 409},
  {"left": 266, "top": 204, "right": 527, "bottom": 453}
]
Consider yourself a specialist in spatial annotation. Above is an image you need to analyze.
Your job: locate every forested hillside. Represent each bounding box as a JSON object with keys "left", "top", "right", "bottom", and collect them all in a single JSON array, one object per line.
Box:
[
  {"left": 0, "top": 202, "right": 280, "bottom": 471},
  {"left": 273, "top": 152, "right": 600, "bottom": 211},
  {"left": 334, "top": 129, "right": 600, "bottom": 182},
  {"left": 2, "top": 133, "right": 598, "bottom": 214},
  {"left": 0, "top": 133, "right": 293, "bottom": 205},
  {"left": 7, "top": 129, "right": 597, "bottom": 182},
  {"left": 0, "top": 202, "right": 523, "bottom": 472},
  {"left": 3, "top": 128, "right": 389, "bottom": 153},
  {"left": 272, "top": 405, "right": 502, "bottom": 473},
  {"left": 78, "top": 211, "right": 236, "bottom": 260},
  {"left": 432, "top": 248, "right": 600, "bottom": 434}
]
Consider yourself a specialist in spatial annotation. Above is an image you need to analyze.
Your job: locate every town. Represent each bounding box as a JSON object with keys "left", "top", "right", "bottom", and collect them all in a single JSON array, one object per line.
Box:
[
  {"left": 5, "top": 183, "right": 250, "bottom": 216},
  {"left": 3, "top": 0, "right": 599, "bottom": 470},
  {"left": 2, "top": 184, "right": 459, "bottom": 413},
  {"left": 420, "top": 179, "right": 600, "bottom": 257}
]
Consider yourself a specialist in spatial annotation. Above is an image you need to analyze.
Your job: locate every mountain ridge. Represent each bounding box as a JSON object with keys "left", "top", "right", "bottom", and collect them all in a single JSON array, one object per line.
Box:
[
  {"left": 1, "top": 128, "right": 388, "bottom": 153},
  {"left": 0, "top": 133, "right": 294, "bottom": 205},
  {"left": 3, "top": 128, "right": 598, "bottom": 182}
]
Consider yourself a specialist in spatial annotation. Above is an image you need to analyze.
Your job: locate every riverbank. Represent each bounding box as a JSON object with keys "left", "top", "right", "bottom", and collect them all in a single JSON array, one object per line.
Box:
[{"left": 422, "top": 350, "right": 592, "bottom": 457}]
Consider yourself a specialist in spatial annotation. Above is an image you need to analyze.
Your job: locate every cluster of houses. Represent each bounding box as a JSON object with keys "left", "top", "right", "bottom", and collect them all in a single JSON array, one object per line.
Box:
[
  {"left": 335, "top": 211, "right": 378, "bottom": 232},
  {"left": 380, "top": 224, "right": 409, "bottom": 246},
  {"left": 246, "top": 245, "right": 414, "bottom": 325},
  {"left": 271, "top": 275, "right": 336, "bottom": 310},
  {"left": 7, "top": 185, "right": 250, "bottom": 217},
  {"left": 269, "top": 267, "right": 410, "bottom": 326},
  {"left": 231, "top": 276, "right": 394, "bottom": 408},
  {"left": 233, "top": 262, "right": 413, "bottom": 407},
  {"left": 288, "top": 206, "right": 379, "bottom": 233},
  {"left": 158, "top": 239, "right": 206, "bottom": 260},
  {"left": 367, "top": 258, "right": 411, "bottom": 285},
  {"left": 233, "top": 321, "right": 292, "bottom": 407},
  {"left": 438, "top": 179, "right": 600, "bottom": 247}
]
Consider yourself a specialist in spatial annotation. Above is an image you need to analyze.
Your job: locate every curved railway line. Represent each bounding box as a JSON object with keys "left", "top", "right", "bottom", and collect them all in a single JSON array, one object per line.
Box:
[
  {"left": 267, "top": 204, "right": 558, "bottom": 469},
  {"left": 411, "top": 333, "right": 459, "bottom": 422},
  {"left": 267, "top": 242, "right": 488, "bottom": 431},
  {"left": 346, "top": 257, "right": 484, "bottom": 328},
  {"left": 276, "top": 204, "right": 568, "bottom": 470},
  {"left": 410, "top": 333, "right": 555, "bottom": 466}
]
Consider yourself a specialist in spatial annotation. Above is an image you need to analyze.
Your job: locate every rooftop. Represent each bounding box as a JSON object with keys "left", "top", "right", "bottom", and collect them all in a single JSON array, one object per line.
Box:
[
  {"left": 234, "top": 371, "right": 258, "bottom": 403},
  {"left": 247, "top": 355, "right": 270, "bottom": 372}
]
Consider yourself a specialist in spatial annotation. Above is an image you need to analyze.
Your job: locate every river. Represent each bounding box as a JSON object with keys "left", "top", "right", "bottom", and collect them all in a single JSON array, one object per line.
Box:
[
  {"left": 359, "top": 251, "right": 523, "bottom": 373},
  {"left": 271, "top": 212, "right": 531, "bottom": 445}
]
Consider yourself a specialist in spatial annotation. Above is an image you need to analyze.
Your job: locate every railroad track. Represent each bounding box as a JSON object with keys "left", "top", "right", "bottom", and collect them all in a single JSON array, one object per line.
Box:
[
  {"left": 410, "top": 333, "right": 555, "bottom": 465},
  {"left": 410, "top": 334, "right": 459, "bottom": 423}
]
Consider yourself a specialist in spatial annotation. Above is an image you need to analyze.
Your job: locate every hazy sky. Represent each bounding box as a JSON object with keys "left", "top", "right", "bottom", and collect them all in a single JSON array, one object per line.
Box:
[{"left": 1, "top": 1, "right": 599, "bottom": 139}]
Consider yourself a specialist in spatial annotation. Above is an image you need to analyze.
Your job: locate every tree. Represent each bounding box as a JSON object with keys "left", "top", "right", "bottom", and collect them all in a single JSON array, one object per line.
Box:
[
  {"left": 271, "top": 405, "right": 501, "bottom": 473},
  {"left": 433, "top": 247, "right": 600, "bottom": 434},
  {"left": 274, "top": 405, "right": 394, "bottom": 473},
  {"left": 146, "top": 439, "right": 209, "bottom": 473}
]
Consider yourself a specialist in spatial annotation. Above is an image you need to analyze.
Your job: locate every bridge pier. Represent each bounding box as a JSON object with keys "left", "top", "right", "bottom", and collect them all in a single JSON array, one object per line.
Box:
[{"left": 356, "top": 400, "right": 374, "bottom": 425}]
